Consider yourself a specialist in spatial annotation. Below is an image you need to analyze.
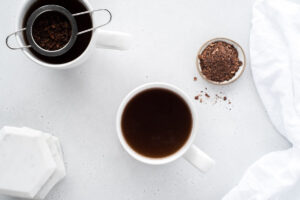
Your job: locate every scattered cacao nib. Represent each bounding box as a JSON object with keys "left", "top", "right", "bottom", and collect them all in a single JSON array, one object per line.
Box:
[
  {"left": 193, "top": 77, "right": 197, "bottom": 81},
  {"left": 199, "top": 41, "right": 242, "bottom": 82},
  {"left": 193, "top": 85, "right": 232, "bottom": 109},
  {"left": 32, "top": 11, "right": 72, "bottom": 51}
]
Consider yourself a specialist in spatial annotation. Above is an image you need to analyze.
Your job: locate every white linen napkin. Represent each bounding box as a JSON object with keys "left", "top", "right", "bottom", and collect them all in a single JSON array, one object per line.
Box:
[{"left": 223, "top": 0, "right": 300, "bottom": 199}]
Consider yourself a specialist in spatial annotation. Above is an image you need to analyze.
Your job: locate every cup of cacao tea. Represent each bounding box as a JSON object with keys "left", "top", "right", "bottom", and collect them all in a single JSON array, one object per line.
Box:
[{"left": 196, "top": 38, "right": 246, "bottom": 85}]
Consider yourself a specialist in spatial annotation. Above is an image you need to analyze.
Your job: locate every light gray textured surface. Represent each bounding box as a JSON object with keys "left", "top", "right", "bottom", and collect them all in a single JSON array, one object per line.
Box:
[{"left": 0, "top": 0, "right": 292, "bottom": 199}]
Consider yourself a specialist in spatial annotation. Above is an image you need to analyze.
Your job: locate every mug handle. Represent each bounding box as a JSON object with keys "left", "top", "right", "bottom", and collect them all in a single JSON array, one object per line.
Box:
[
  {"left": 183, "top": 144, "right": 215, "bottom": 173},
  {"left": 95, "top": 30, "right": 133, "bottom": 50}
]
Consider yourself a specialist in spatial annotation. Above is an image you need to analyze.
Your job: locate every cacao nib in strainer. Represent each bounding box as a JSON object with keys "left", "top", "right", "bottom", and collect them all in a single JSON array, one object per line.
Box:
[{"left": 32, "top": 11, "right": 72, "bottom": 51}]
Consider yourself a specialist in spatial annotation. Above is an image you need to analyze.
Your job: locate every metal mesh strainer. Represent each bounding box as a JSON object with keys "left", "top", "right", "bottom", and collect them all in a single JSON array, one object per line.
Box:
[{"left": 6, "top": 5, "right": 112, "bottom": 57}]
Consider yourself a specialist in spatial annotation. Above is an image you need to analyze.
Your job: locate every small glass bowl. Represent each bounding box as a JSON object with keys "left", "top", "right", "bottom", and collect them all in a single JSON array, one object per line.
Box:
[{"left": 196, "top": 37, "right": 246, "bottom": 85}]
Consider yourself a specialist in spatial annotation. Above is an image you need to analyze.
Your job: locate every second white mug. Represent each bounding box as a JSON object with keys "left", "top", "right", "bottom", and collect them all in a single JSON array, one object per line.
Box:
[{"left": 116, "top": 82, "right": 215, "bottom": 173}]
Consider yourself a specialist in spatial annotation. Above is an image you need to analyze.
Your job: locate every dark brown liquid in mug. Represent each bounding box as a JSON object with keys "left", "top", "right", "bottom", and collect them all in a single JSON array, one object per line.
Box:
[{"left": 121, "top": 88, "right": 193, "bottom": 158}]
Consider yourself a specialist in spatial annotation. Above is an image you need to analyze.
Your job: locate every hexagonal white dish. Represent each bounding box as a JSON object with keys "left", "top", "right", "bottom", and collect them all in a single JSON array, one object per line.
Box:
[
  {"left": 0, "top": 127, "right": 66, "bottom": 199},
  {"left": 0, "top": 127, "right": 57, "bottom": 199}
]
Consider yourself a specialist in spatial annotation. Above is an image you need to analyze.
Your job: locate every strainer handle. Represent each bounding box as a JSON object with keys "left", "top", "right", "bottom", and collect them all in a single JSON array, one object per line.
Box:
[
  {"left": 6, "top": 28, "right": 31, "bottom": 50},
  {"left": 73, "top": 9, "right": 112, "bottom": 36}
]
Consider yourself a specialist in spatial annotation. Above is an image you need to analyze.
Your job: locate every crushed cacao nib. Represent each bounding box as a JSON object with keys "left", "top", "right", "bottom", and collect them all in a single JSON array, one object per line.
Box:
[
  {"left": 199, "top": 41, "right": 242, "bottom": 82},
  {"left": 32, "top": 11, "right": 72, "bottom": 51},
  {"left": 193, "top": 86, "right": 232, "bottom": 110}
]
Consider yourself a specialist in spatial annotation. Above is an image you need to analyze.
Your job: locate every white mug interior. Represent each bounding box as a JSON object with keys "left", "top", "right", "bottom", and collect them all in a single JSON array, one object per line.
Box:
[
  {"left": 16, "top": 0, "right": 95, "bottom": 69},
  {"left": 116, "top": 82, "right": 198, "bottom": 165}
]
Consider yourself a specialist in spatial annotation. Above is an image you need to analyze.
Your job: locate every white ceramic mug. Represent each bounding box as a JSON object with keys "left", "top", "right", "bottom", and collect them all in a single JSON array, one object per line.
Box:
[
  {"left": 10, "top": 0, "right": 132, "bottom": 69},
  {"left": 116, "top": 82, "right": 215, "bottom": 173}
]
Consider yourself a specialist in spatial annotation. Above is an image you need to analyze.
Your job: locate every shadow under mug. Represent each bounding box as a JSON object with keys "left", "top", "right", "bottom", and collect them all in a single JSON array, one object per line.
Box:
[
  {"left": 116, "top": 82, "right": 215, "bottom": 173},
  {"left": 12, "top": 0, "right": 132, "bottom": 69}
]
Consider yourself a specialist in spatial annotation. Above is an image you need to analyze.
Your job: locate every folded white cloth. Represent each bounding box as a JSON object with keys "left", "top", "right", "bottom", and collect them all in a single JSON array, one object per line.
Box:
[{"left": 223, "top": 0, "right": 300, "bottom": 199}]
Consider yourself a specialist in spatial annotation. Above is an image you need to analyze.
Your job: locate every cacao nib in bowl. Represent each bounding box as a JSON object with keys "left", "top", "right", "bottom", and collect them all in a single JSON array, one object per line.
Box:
[{"left": 196, "top": 38, "right": 246, "bottom": 85}]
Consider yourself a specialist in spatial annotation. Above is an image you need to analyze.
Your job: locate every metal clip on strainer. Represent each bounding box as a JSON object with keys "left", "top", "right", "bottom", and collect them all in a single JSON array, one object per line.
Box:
[{"left": 6, "top": 5, "right": 112, "bottom": 57}]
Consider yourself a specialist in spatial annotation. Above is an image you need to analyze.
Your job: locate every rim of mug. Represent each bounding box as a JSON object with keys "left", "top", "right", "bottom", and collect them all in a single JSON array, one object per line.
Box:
[
  {"left": 116, "top": 82, "right": 198, "bottom": 165},
  {"left": 15, "top": 0, "right": 94, "bottom": 69}
]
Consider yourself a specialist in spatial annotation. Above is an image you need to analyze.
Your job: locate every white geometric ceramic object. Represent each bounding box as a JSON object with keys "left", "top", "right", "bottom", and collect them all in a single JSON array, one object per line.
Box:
[{"left": 0, "top": 127, "right": 57, "bottom": 199}]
